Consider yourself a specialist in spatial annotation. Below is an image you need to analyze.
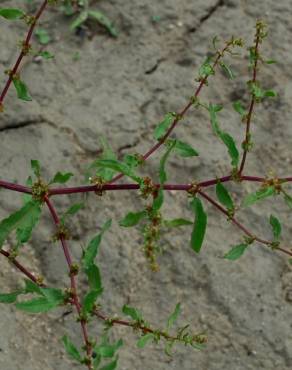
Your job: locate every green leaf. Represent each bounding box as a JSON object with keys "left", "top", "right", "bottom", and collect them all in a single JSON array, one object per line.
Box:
[
  {"left": 24, "top": 279, "right": 43, "bottom": 295},
  {"left": 15, "top": 297, "right": 59, "bottom": 313},
  {"left": 119, "top": 210, "right": 146, "bottom": 227},
  {"left": 0, "top": 200, "right": 42, "bottom": 249},
  {"left": 0, "top": 8, "right": 25, "bottom": 19},
  {"left": 31, "top": 160, "right": 41, "bottom": 178},
  {"left": 208, "top": 104, "right": 239, "bottom": 168},
  {"left": 137, "top": 333, "right": 155, "bottom": 348},
  {"left": 88, "top": 10, "right": 118, "bottom": 37},
  {"left": 224, "top": 243, "right": 248, "bottom": 260},
  {"left": 99, "top": 358, "right": 118, "bottom": 370},
  {"left": 199, "top": 57, "right": 215, "bottom": 79},
  {"left": 283, "top": 192, "right": 292, "bottom": 209},
  {"left": 163, "top": 218, "right": 193, "bottom": 228},
  {"left": 62, "top": 202, "right": 84, "bottom": 223},
  {"left": 23, "top": 176, "right": 33, "bottom": 204},
  {"left": 122, "top": 304, "right": 142, "bottom": 321},
  {"left": 38, "top": 50, "right": 54, "bottom": 59},
  {"left": 49, "top": 171, "right": 74, "bottom": 185},
  {"left": 190, "top": 197, "right": 207, "bottom": 253},
  {"left": 233, "top": 101, "right": 245, "bottom": 117},
  {"left": 62, "top": 335, "right": 82, "bottom": 362},
  {"left": 40, "top": 287, "right": 64, "bottom": 304},
  {"left": 12, "top": 78, "right": 32, "bottom": 101},
  {"left": 269, "top": 214, "right": 281, "bottom": 241},
  {"left": 122, "top": 154, "right": 141, "bottom": 169},
  {"left": 93, "top": 159, "right": 141, "bottom": 183},
  {"left": 152, "top": 189, "right": 164, "bottom": 212},
  {"left": 159, "top": 140, "right": 176, "bottom": 184},
  {"left": 164, "top": 340, "right": 175, "bottom": 356},
  {"left": 166, "top": 139, "right": 199, "bottom": 157},
  {"left": 88, "top": 137, "right": 117, "bottom": 182},
  {"left": 82, "top": 288, "right": 103, "bottom": 314},
  {"left": 35, "top": 28, "right": 51, "bottom": 45},
  {"left": 216, "top": 181, "right": 234, "bottom": 210},
  {"left": 85, "top": 263, "right": 102, "bottom": 291},
  {"left": 70, "top": 10, "right": 88, "bottom": 30},
  {"left": 167, "top": 303, "right": 181, "bottom": 330},
  {"left": 220, "top": 60, "right": 235, "bottom": 79},
  {"left": 264, "top": 89, "right": 277, "bottom": 97},
  {"left": 265, "top": 59, "right": 277, "bottom": 64},
  {"left": 82, "top": 219, "right": 111, "bottom": 268},
  {"left": 0, "top": 290, "right": 23, "bottom": 303},
  {"left": 153, "top": 139, "right": 176, "bottom": 212},
  {"left": 241, "top": 186, "right": 275, "bottom": 207},
  {"left": 153, "top": 112, "right": 176, "bottom": 141},
  {"left": 96, "top": 339, "right": 123, "bottom": 358}
]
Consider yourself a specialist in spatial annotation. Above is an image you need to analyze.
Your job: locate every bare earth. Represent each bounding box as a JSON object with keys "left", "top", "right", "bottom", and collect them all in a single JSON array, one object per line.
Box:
[{"left": 0, "top": 0, "right": 292, "bottom": 369}]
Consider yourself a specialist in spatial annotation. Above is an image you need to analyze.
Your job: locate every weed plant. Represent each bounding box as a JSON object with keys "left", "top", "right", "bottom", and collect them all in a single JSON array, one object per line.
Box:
[{"left": 0, "top": 2, "right": 291, "bottom": 369}]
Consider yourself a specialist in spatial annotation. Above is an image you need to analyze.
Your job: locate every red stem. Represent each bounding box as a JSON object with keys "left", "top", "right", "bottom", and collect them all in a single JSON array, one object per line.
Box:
[
  {"left": 0, "top": 0, "right": 48, "bottom": 107},
  {"left": 238, "top": 33, "right": 260, "bottom": 175},
  {"left": 0, "top": 249, "right": 42, "bottom": 284},
  {"left": 44, "top": 196, "right": 93, "bottom": 367}
]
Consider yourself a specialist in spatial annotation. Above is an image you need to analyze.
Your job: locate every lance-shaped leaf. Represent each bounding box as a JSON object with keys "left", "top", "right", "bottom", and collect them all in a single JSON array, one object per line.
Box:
[
  {"left": 233, "top": 101, "right": 246, "bottom": 117},
  {"left": 23, "top": 176, "right": 33, "bottom": 204},
  {"left": 119, "top": 210, "right": 147, "bottom": 227},
  {"left": 0, "top": 290, "right": 23, "bottom": 303},
  {"left": 95, "top": 339, "right": 123, "bottom": 358},
  {"left": 85, "top": 263, "right": 102, "bottom": 291},
  {"left": 0, "top": 200, "right": 42, "bottom": 249},
  {"left": 82, "top": 219, "right": 112, "bottom": 268},
  {"left": 62, "top": 335, "right": 82, "bottom": 362},
  {"left": 12, "top": 77, "right": 32, "bottom": 101},
  {"left": 82, "top": 288, "right": 103, "bottom": 314},
  {"left": 92, "top": 159, "right": 141, "bottom": 183},
  {"left": 190, "top": 197, "right": 207, "bottom": 253},
  {"left": 122, "top": 304, "right": 142, "bottom": 321},
  {"left": 15, "top": 297, "right": 60, "bottom": 313},
  {"left": 0, "top": 8, "right": 25, "bottom": 19},
  {"left": 88, "top": 10, "right": 118, "bottom": 37},
  {"left": 88, "top": 137, "right": 117, "bottom": 182},
  {"left": 167, "top": 303, "right": 181, "bottom": 330},
  {"left": 137, "top": 333, "right": 155, "bottom": 349},
  {"left": 49, "top": 171, "right": 74, "bottom": 185},
  {"left": 166, "top": 139, "right": 199, "bottom": 157},
  {"left": 216, "top": 181, "right": 234, "bottom": 210},
  {"left": 208, "top": 104, "right": 239, "bottom": 168},
  {"left": 122, "top": 154, "right": 142, "bottom": 169},
  {"left": 269, "top": 214, "right": 281, "bottom": 241},
  {"left": 153, "top": 112, "right": 176, "bottom": 141},
  {"left": 198, "top": 57, "right": 215, "bottom": 79},
  {"left": 70, "top": 10, "right": 88, "bottom": 30},
  {"left": 224, "top": 243, "right": 248, "bottom": 260},
  {"left": 220, "top": 60, "right": 235, "bottom": 79},
  {"left": 153, "top": 140, "right": 176, "bottom": 211},
  {"left": 24, "top": 279, "right": 43, "bottom": 295},
  {"left": 61, "top": 202, "right": 84, "bottom": 224},
  {"left": 283, "top": 192, "right": 292, "bottom": 209},
  {"left": 99, "top": 357, "right": 118, "bottom": 370},
  {"left": 163, "top": 218, "right": 193, "bottom": 228},
  {"left": 241, "top": 186, "right": 275, "bottom": 207},
  {"left": 31, "top": 160, "right": 41, "bottom": 178},
  {"left": 35, "top": 28, "right": 51, "bottom": 45}
]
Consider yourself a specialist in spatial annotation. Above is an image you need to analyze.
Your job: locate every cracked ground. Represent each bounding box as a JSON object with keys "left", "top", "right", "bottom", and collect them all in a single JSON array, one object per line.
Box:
[{"left": 0, "top": 0, "right": 292, "bottom": 369}]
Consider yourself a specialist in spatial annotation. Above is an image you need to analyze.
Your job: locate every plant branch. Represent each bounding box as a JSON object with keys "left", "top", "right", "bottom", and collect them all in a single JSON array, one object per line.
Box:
[
  {"left": 198, "top": 189, "right": 292, "bottom": 257},
  {"left": 238, "top": 24, "right": 261, "bottom": 175},
  {"left": 0, "top": 0, "right": 48, "bottom": 110},
  {"left": 45, "top": 196, "right": 93, "bottom": 368}
]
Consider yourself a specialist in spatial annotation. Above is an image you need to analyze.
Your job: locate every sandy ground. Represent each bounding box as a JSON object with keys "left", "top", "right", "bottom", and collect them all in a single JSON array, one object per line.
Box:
[{"left": 0, "top": 0, "right": 292, "bottom": 369}]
